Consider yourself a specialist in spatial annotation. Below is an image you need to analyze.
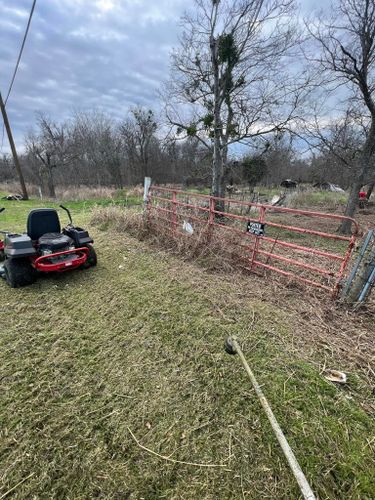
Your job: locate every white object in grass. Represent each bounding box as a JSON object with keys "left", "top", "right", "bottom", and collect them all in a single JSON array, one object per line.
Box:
[
  {"left": 323, "top": 369, "right": 347, "bottom": 384},
  {"left": 182, "top": 221, "right": 194, "bottom": 235}
]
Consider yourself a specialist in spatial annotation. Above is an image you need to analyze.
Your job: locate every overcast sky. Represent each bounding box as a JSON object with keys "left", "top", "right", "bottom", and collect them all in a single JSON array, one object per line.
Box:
[{"left": 0, "top": 0, "right": 326, "bottom": 153}]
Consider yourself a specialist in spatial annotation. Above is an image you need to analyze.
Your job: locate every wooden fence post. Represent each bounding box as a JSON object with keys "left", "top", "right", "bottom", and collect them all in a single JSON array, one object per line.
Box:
[
  {"left": 250, "top": 205, "right": 266, "bottom": 270},
  {"left": 143, "top": 177, "right": 151, "bottom": 206}
]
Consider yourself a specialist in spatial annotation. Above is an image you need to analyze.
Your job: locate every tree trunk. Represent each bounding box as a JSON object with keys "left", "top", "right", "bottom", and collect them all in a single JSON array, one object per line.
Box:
[
  {"left": 38, "top": 154, "right": 56, "bottom": 199},
  {"left": 339, "top": 178, "right": 362, "bottom": 234},
  {"left": 366, "top": 182, "right": 374, "bottom": 200},
  {"left": 339, "top": 124, "right": 374, "bottom": 234},
  {"left": 210, "top": 34, "right": 224, "bottom": 212},
  {"left": 142, "top": 158, "right": 149, "bottom": 179},
  {"left": 39, "top": 165, "right": 48, "bottom": 198},
  {"left": 221, "top": 139, "right": 229, "bottom": 196},
  {"left": 39, "top": 165, "right": 56, "bottom": 198},
  {"left": 47, "top": 166, "right": 56, "bottom": 198},
  {"left": 211, "top": 140, "right": 223, "bottom": 197}
]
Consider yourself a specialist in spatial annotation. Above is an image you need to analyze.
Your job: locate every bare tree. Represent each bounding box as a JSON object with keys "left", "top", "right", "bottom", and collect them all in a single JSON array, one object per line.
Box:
[
  {"left": 300, "top": 108, "right": 367, "bottom": 188},
  {"left": 17, "top": 107, "right": 232, "bottom": 190},
  {"left": 120, "top": 108, "right": 158, "bottom": 183},
  {"left": 308, "top": 0, "right": 375, "bottom": 233},
  {"left": 163, "top": 0, "right": 306, "bottom": 201},
  {"left": 71, "top": 110, "right": 125, "bottom": 188},
  {"left": 261, "top": 134, "right": 302, "bottom": 185},
  {"left": 26, "top": 113, "right": 74, "bottom": 198},
  {"left": 0, "top": 154, "right": 15, "bottom": 183}
]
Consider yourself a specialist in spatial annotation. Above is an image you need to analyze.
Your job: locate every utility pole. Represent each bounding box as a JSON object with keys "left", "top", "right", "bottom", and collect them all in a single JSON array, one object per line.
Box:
[{"left": 0, "top": 91, "right": 28, "bottom": 200}]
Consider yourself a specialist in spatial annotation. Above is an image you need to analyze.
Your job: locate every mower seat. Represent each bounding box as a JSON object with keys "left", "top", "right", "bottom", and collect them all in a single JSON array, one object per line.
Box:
[{"left": 27, "top": 209, "right": 61, "bottom": 241}]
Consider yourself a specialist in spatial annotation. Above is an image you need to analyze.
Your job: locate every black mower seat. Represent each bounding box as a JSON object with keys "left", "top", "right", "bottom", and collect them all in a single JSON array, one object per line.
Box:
[
  {"left": 27, "top": 209, "right": 61, "bottom": 241},
  {"left": 38, "top": 233, "right": 73, "bottom": 252}
]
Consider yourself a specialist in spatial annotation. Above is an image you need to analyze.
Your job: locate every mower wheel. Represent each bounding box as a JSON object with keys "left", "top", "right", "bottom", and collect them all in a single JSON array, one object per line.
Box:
[
  {"left": 82, "top": 244, "right": 97, "bottom": 268},
  {"left": 4, "top": 258, "right": 37, "bottom": 288}
]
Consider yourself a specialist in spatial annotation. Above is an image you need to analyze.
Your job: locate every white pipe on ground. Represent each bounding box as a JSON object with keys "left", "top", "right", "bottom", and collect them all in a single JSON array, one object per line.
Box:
[{"left": 227, "top": 336, "right": 316, "bottom": 500}]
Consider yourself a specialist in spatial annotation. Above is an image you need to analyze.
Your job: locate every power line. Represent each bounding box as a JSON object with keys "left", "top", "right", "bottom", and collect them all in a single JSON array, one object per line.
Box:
[
  {"left": 0, "top": 0, "right": 37, "bottom": 154},
  {"left": 0, "top": 0, "right": 36, "bottom": 199},
  {"left": 4, "top": 0, "right": 37, "bottom": 106}
]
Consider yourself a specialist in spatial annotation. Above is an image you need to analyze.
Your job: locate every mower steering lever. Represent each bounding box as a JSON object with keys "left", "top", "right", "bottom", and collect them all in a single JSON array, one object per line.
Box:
[{"left": 59, "top": 205, "right": 73, "bottom": 225}]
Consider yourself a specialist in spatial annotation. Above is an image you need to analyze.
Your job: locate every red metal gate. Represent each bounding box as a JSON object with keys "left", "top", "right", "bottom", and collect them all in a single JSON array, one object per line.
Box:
[{"left": 147, "top": 186, "right": 359, "bottom": 296}]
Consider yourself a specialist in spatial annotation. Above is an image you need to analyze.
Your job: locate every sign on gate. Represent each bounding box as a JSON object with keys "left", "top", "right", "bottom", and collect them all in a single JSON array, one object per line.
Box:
[{"left": 247, "top": 221, "right": 265, "bottom": 236}]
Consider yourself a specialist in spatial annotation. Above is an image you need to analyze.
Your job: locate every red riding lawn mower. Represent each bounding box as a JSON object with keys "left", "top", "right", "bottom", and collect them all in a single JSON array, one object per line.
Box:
[{"left": 0, "top": 205, "right": 97, "bottom": 288}]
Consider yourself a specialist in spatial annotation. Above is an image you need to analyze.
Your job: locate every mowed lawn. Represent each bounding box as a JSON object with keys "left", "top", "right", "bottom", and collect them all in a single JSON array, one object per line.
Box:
[{"left": 0, "top": 198, "right": 374, "bottom": 499}]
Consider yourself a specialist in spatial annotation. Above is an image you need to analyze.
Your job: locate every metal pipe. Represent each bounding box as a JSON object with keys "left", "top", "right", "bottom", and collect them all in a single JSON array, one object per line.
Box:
[
  {"left": 226, "top": 337, "right": 316, "bottom": 500},
  {"left": 341, "top": 230, "right": 374, "bottom": 298},
  {"left": 356, "top": 265, "right": 375, "bottom": 304}
]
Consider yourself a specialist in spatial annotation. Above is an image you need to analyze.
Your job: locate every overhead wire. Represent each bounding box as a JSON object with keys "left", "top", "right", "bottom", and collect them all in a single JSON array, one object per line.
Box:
[
  {"left": 0, "top": 0, "right": 37, "bottom": 153},
  {"left": 3, "top": 0, "right": 37, "bottom": 106}
]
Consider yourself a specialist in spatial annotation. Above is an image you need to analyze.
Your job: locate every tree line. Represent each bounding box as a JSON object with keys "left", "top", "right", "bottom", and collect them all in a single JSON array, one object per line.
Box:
[
  {"left": 1, "top": 111, "right": 370, "bottom": 197},
  {"left": 1, "top": 108, "right": 212, "bottom": 195}
]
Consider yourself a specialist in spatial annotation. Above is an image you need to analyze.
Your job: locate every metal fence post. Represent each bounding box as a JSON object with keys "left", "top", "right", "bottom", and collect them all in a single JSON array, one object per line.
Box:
[
  {"left": 250, "top": 205, "right": 266, "bottom": 271},
  {"left": 143, "top": 177, "right": 152, "bottom": 206},
  {"left": 345, "top": 231, "right": 375, "bottom": 306},
  {"left": 341, "top": 230, "right": 373, "bottom": 299}
]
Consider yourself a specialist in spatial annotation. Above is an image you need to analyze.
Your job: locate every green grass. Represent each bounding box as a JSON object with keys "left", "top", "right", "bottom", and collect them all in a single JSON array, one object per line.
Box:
[
  {"left": 287, "top": 190, "right": 348, "bottom": 210},
  {"left": 263, "top": 225, "right": 349, "bottom": 255},
  {"left": 0, "top": 193, "right": 141, "bottom": 232},
  {"left": 0, "top": 197, "right": 374, "bottom": 499}
]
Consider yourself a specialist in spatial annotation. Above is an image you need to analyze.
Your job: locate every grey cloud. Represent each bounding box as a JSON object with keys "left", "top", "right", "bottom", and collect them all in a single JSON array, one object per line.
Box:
[{"left": 0, "top": 0, "right": 185, "bottom": 150}]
